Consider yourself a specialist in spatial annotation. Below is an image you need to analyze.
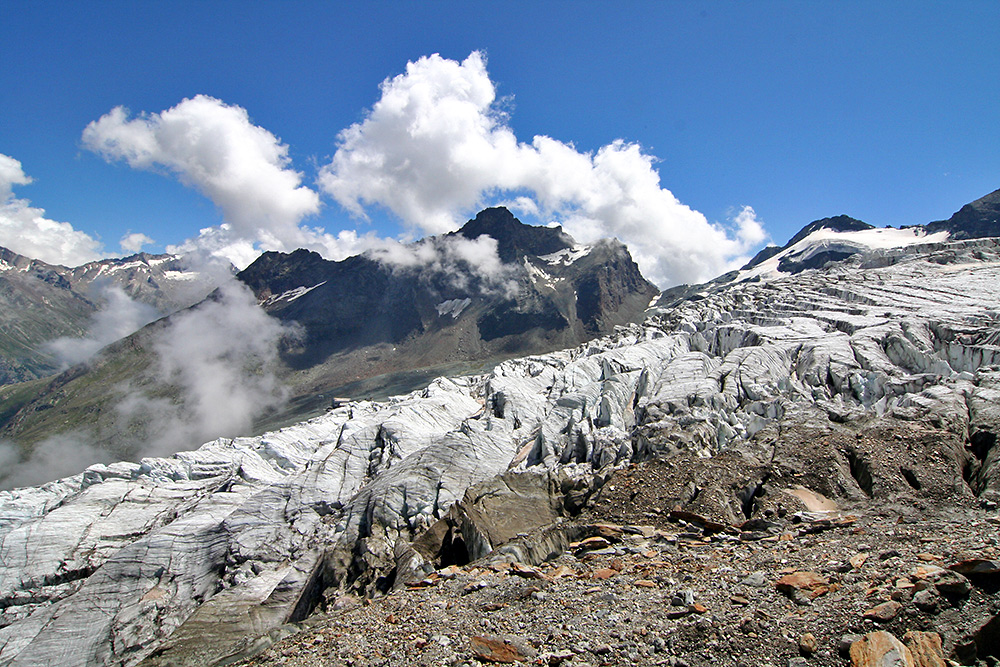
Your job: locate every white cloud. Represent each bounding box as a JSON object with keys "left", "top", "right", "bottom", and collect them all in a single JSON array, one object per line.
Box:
[
  {"left": 318, "top": 52, "right": 769, "bottom": 287},
  {"left": 120, "top": 232, "right": 155, "bottom": 253},
  {"left": 0, "top": 153, "right": 105, "bottom": 266},
  {"left": 366, "top": 233, "right": 517, "bottom": 296},
  {"left": 83, "top": 95, "right": 322, "bottom": 254},
  {"left": 114, "top": 278, "right": 299, "bottom": 457},
  {"left": 43, "top": 285, "right": 160, "bottom": 369},
  {"left": 0, "top": 153, "right": 33, "bottom": 199}
]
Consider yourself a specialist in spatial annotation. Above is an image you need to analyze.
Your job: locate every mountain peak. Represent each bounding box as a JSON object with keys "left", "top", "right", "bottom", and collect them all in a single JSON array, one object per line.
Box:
[
  {"left": 926, "top": 187, "right": 1000, "bottom": 240},
  {"left": 785, "top": 215, "right": 873, "bottom": 248},
  {"left": 457, "top": 207, "right": 574, "bottom": 263}
]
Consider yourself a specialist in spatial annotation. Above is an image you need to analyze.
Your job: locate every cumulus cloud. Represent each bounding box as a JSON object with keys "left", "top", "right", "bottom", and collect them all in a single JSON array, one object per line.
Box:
[
  {"left": 120, "top": 232, "right": 155, "bottom": 253},
  {"left": 43, "top": 285, "right": 160, "bottom": 369},
  {"left": 82, "top": 95, "right": 322, "bottom": 259},
  {"left": 0, "top": 153, "right": 105, "bottom": 266},
  {"left": 318, "top": 52, "right": 768, "bottom": 286}
]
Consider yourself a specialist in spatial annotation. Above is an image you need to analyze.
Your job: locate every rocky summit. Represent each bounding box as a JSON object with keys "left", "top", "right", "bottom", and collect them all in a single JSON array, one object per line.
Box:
[{"left": 0, "top": 223, "right": 998, "bottom": 666}]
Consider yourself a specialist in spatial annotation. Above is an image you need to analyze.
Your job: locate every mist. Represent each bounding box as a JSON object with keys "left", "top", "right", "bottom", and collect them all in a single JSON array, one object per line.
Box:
[{"left": 43, "top": 285, "right": 160, "bottom": 369}]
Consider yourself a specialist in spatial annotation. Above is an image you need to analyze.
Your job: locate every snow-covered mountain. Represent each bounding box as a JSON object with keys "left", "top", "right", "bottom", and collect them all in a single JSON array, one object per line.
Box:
[{"left": 1, "top": 223, "right": 998, "bottom": 665}]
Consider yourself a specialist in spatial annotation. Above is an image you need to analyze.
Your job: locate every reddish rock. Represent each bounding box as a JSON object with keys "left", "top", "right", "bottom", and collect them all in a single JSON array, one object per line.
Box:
[
  {"left": 902, "top": 631, "right": 946, "bottom": 667},
  {"left": 863, "top": 600, "right": 903, "bottom": 622},
  {"left": 471, "top": 636, "right": 529, "bottom": 663},
  {"left": 849, "top": 631, "right": 914, "bottom": 667},
  {"left": 775, "top": 571, "right": 831, "bottom": 599}
]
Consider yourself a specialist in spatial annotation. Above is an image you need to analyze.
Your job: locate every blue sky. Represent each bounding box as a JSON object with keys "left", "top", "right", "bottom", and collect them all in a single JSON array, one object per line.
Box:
[{"left": 1, "top": 1, "right": 998, "bottom": 286}]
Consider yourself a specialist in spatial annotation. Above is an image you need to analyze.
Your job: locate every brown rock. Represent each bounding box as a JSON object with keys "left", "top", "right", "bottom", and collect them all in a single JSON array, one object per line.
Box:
[
  {"left": 592, "top": 568, "right": 616, "bottom": 580},
  {"left": 573, "top": 536, "right": 612, "bottom": 551},
  {"left": 902, "top": 631, "right": 945, "bottom": 667},
  {"left": 471, "top": 636, "right": 529, "bottom": 663},
  {"left": 548, "top": 565, "right": 576, "bottom": 579},
  {"left": 634, "top": 579, "right": 657, "bottom": 588},
  {"left": 799, "top": 632, "right": 819, "bottom": 655},
  {"left": 863, "top": 600, "right": 903, "bottom": 623},
  {"left": 851, "top": 552, "right": 870, "bottom": 569},
  {"left": 849, "top": 631, "right": 914, "bottom": 667},
  {"left": 775, "top": 571, "right": 831, "bottom": 600},
  {"left": 511, "top": 562, "right": 550, "bottom": 580},
  {"left": 949, "top": 558, "right": 1000, "bottom": 576}
]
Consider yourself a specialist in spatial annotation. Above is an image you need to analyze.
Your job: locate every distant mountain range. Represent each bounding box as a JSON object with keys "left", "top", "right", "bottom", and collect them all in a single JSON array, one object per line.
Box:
[
  {"left": 0, "top": 208, "right": 658, "bottom": 465},
  {"left": 0, "top": 249, "right": 225, "bottom": 385}
]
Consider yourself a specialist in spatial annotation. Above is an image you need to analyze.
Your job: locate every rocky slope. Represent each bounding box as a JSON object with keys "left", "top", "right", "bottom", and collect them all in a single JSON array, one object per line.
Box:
[
  {"left": 0, "top": 247, "right": 226, "bottom": 385},
  {"left": 0, "top": 232, "right": 998, "bottom": 666}
]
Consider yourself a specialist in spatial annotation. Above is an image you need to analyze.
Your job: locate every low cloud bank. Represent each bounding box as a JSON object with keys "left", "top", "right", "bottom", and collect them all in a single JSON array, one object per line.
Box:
[
  {"left": 1, "top": 278, "right": 299, "bottom": 489},
  {"left": 113, "top": 279, "right": 299, "bottom": 458}
]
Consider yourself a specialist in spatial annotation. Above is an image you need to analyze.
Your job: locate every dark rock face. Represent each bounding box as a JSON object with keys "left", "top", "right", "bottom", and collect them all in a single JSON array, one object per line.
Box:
[
  {"left": 926, "top": 188, "right": 1000, "bottom": 239},
  {"left": 238, "top": 207, "right": 658, "bottom": 396},
  {"left": 785, "top": 215, "right": 874, "bottom": 247},
  {"left": 455, "top": 207, "right": 574, "bottom": 262}
]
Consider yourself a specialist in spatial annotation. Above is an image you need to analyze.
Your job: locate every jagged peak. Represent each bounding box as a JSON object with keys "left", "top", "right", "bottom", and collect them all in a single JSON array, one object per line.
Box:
[{"left": 456, "top": 207, "right": 574, "bottom": 263}]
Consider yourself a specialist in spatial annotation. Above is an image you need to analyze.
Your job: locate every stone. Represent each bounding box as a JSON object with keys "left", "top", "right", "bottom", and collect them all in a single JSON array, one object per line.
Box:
[
  {"left": 863, "top": 600, "right": 903, "bottom": 622},
  {"left": 902, "top": 631, "right": 945, "bottom": 667},
  {"left": 775, "top": 571, "right": 831, "bottom": 600},
  {"left": 741, "top": 571, "right": 768, "bottom": 587},
  {"left": 911, "top": 589, "right": 939, "bottom": 613},
  {"left": 798, "top": 632, "right": 819, "bottom": 655},
  {"left": 849, "top": 631, "right": 914, "bottom": 667},
  {"left": 850, "top": 552, "right": 870, "bottom": 569},
  {"left": 948, "top": 558, "right": 1000, "bottom": 576},
  {"left": 470, "top": 635, "right": 532, "bottom": 663},
  {"left": 926, "top": 570, "right": 972, "bottom": 598}
]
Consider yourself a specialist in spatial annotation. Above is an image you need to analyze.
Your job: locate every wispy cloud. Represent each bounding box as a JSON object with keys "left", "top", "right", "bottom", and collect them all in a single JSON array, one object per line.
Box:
[
  {"left": 43, "top": 285, "right": 160, "bottom": 369},
  {"left": 113, "top": 278, "right": 299, "bottom": 457}
]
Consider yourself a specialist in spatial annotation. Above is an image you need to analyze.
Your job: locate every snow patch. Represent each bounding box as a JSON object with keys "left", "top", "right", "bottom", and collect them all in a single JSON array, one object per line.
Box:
[
  {"left": 737, "top": 227, "right": 951, "bottom": 283},
  {"left": 260, "top": 281, "right": 327, "bottom": 306},
  {"left": 436, "top": 297, "right": 472, "bottom": 319},
  {"left": 524, "top": 258, "right": 558, "bottom": 289},
  {"left": 539, "top": 245, "right": 591, "bottom": 266},
  {"left": 105, "top": 260, "right": 147, "bottom": 274},
  {"left": 162, "top": 270, "right": 200, "bottom": 282}
]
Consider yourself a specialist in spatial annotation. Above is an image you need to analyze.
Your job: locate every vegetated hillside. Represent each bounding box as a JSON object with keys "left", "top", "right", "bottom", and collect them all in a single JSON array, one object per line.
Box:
[
  {"left": 0, "top": 208, "right": 658, "bottom": 465},
  {"left": 1, "top": 226, "right": 998, "bottom": 666},
  {"left": 0, "top": 247, "right": 226, "bottom": 385}
]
